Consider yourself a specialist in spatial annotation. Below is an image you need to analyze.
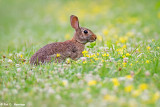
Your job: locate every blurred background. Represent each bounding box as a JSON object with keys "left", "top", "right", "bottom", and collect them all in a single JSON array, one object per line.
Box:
[{"left": 0, "top": 0, "right": 159, "bottom": 51}]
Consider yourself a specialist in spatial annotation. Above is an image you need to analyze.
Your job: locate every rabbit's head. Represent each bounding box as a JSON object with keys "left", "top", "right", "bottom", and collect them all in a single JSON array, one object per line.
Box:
[{"left": 70, "top": 15, "right": 97, "bottom": 44}]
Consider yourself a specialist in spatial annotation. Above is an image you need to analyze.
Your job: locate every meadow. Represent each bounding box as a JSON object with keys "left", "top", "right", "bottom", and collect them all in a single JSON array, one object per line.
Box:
[{"left": 0, "top": 0, "right": 160, "bottom": 107}]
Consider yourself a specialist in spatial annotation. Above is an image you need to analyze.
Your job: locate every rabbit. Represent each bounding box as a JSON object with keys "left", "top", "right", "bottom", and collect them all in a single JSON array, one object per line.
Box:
[{"left": 30, "top": 15, "right": 97, "bottom": 65}]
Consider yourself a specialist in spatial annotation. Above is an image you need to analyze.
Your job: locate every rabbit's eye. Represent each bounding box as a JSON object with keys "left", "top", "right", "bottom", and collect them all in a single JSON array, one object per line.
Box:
[{"left": 84, "top": 30, "right": 88, "bottom": 34}]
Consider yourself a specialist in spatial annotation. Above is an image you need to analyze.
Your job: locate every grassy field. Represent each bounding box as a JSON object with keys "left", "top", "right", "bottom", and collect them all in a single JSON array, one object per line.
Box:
[{"left": 0, "top": 0, "right": 160, "bottom": 107}]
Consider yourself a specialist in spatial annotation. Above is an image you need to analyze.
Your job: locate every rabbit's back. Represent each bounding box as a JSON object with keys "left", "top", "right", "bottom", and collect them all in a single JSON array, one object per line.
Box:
[{"left": 30, "top": 40, "right": 84, "bottom": 64}]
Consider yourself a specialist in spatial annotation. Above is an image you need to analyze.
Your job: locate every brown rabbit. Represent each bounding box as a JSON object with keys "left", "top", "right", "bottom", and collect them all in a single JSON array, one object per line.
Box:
[{"left": 30, "top": 15, "right": 97, "bottom": 65}]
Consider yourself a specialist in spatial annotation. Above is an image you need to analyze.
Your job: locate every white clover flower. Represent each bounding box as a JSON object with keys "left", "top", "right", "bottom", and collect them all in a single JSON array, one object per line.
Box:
[
  {"left": 21, "top": 79, "right": 25, "bottom": 83},
  {"left": 123, "top": 57, "right": 128, "bottom": 63},
  {"left": 76, "top": 73, "right": 81, "bottom": 78},
  {"left": 118, "top": 77, "right": 126, "bottom": 81},
  {"left": 28, "top": 70, "right": 33, "bottom": 76},
  {"left": 130, "top": 71, "right": 134, "bottom": 77},
  {"left": 141, "top": 91, "right": 149, "bottom": 101},
  {"left": 80, "top": 57, "right": 87, "bottom": 61},
  {"left": 129, "top": 99, "right": 137, "bottom": 107},
  {"left": 84, "top": 74, "right": 93, "bottom": 82},
  {"left": 3, "top": 88, "right": 9, "bottom": 93},
  {"left": 5, "top": 71, "right": 9, "bottom": 74},
  {"left": 99, "top": 46, "right": 109, "bottom": 50},
  {"left": 47, "top": 88, "right": 55, "bottom": 94},
  {"left": 39, "top": 67, "right": 42, "bottom": 70},
  {"left": 110, "top": 57, "right": 115, "bottom": 62},
  {"left": 66, "top": 58, "right": 71, "bottom": 64},
  {"left": 70, "top": 92, "right": 77, "bottom": 99},
  {"left": 71, "top": 83, "right": 76, "bottom": 88},
  {"left": 16, "top": 85, "right": 21, "bottom": 89},
  {"left": 8, "top": 59, "right": 13, "bottom": 63},
  {"left": 118, "top": 97, "right": 126, "bottom": 106},
  {"left": 0, "top": 59, "right": 4, "bottom": 62},
  {"left": 145, "top": 71, "right": 150, "bottom": 76},
  {"left": 17, "top": 68, "right": 21, "bottom": 72},
  {"left": 12, "top": 89, "right": 18, "bottom": 94},
  {"left": 37, "top": 78, "right": 43, "bottom": 83},
  {"left": 9, "top": 53, "right": 13, "bottom": 56},
  {"left": 100, "top": 88, "right": 108, "bottom": 95},
  {"left": 16, "top": 64, "right": 20, "bottom": 67},
  {"left": 55, "top": 94, "right": 61, "bottom": 100},
  {"left": 27, "top": 102, "right": 32, "bottom": 107},
  {"left": 62, "top": 80, "right": 68, "bottom": 86},
  {"left": 95, "top": 75, "right": 101, "bottom": 81},
  {"left": 77, "top": 80, "right": 84, "bottom": 87}
]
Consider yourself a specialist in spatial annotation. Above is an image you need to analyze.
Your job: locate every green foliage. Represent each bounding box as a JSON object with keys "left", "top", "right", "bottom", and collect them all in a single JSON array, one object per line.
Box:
[{"left": 0, "top": 0, "right": 160, "bottom": 107}]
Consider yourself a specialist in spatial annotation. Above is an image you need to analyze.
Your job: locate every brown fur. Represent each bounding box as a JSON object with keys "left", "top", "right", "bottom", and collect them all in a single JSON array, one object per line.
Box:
[{"left": 30, "top": 15, "right": 96, "bottom": 65}]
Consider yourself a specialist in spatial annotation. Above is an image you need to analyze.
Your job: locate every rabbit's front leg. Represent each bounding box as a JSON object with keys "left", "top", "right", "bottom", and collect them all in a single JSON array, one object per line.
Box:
[{"left": 67, "top": 46, "right": 78, "bottom": 60}]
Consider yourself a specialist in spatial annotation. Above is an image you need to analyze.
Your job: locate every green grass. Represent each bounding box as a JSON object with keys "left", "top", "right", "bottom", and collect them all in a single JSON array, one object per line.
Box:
[{"left": 0, "top": 0, "right": 160, "bottom": 107}]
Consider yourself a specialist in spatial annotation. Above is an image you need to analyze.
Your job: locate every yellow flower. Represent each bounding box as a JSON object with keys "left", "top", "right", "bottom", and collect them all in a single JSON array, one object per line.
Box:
[
  {"left": 83, "top": 61, "right": 87, "bottom": 64},
  {"left": 88, "top": 80, "right": 97, "bottom": 86},
  {"left": 104, "top": 94, "right": 111, "bottom": 100},
  {"left": 122, "top": 62, "right": 127, "bottom": 67},
  {"left": 107, "top": 53, "right": 109, "bottom": 57},
  {"left": 90, "top": 54, "right": 96, "bottom": 58},
  {"left": 82, "top": 50, "right": 88, "bottom": 54},
  {"left": 152, "top": 92, "right": 160, "bottom": 102},
  {"left": 125, "top": 75, "right": 132, "bottom": 79},
  {"left": 86, "top": 54, "right": 90, "bottom": 57},
  {"left": 86, "top": 99, "right": 93, "bottom": 103},
  {"left": 56, "top": 53, "right": 61, "bottom": 57},
  {"left": 90, "top": 59, "right": 94, "bottom": 62},
  {"left": 139, "top": 83, "right": 148, "bottom": 91},
  {"left": 130, "top": 63, "right": 133, "bottom": 66},
  {"left": 114, "top": 35, "right": 118, "bottom": 39},
  {"left": 94, "top": 58, "right": 99, "bottom": 61},
  {"left": 132, "top": 89, "right": 141, "bottom": 97},
  {"left": 96, "top": 53, "right": 99, "bottom": 56},
  {"left": 158, "top": 11, "right": 160, "bottom": 19},
  {"left": 112, "top": 78, "right": 120, "bottom": 86},
  {"left": 157, "top": 47, "right": 160, "bottom": 49},
  {"left": 87, "top": 87, "right": 90, "bottom": 91},
  {"left": 116, "top": 48, "right": 120, "bottom": 52},
  {"left": 62, "top": 80, "right": 68, "bottom": 86},
  {"left": 126, "top": 32, "right": 134, "bottom": 37},
  {"left": 97, "top": 35, "right": 103, "bottom": 41},
  {"left": 103, "top": 29, "right": 109, "bottom": 35},
  {"left": 20, "top": 55, "right": 23, "bottom": 58},
  {"left": 122, "top": 55, "right": 125, "bottom": 58},
  {"left": 125, "top": 85, "right": 133, "bottom": 92},
  {"left": 122, "top": 45, "right": 127, "bottom": 49},
  {"left": 66, "top": 58, "right": 71, "bottom": 64},
  {"left": 126, "top": 53, "right": 130, "bottom": 57},
  {"left": 146, "top": 60, "right": 149, "bottom": 64},
  {"left": 119, "top": 37, "right": 127, "bottom": 43},
  {"left": 129, "top": 17, "right": 139, "bottom": 24},
  {"left": 117, "top": 49, "right": 123, "bottom": 55},
  {"left": 65, "top": 33, "right": 71, "bottom": 39},
  {"left": 104, "top": 94, "right": 117, "bottom": 102},
  {"left": 102, "top": 53, "right": 106, "bottom": 57},
  {"left": 147, "top": 46, "right": 151, "bottom": 50}
]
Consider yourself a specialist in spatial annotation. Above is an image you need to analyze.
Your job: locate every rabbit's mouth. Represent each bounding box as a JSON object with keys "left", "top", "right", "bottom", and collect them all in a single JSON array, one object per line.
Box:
[
  {"left": 89, "top": 40, "right": 96, "bottom": 42},
  {"left": 88, "top": 35, "right": 97, "bottom": 42}
]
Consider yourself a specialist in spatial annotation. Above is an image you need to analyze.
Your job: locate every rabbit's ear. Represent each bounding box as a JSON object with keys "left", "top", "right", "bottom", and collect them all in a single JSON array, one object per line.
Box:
[{"left": 70, "top": 15, "right": 79, "bottom": 30}]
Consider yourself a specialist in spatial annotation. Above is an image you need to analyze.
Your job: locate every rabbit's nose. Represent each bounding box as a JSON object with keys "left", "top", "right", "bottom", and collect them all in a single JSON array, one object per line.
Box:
[
  {"left": 93, "top": 35, "right": 97, "bottom": 40},
  {"left": 95, "top": 36, "right": 97, "bottom": 40}
]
